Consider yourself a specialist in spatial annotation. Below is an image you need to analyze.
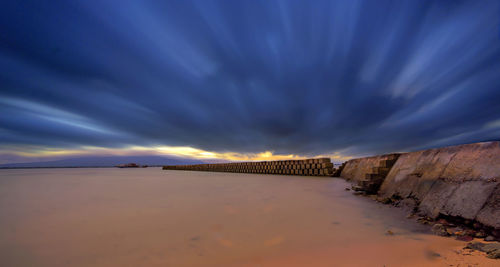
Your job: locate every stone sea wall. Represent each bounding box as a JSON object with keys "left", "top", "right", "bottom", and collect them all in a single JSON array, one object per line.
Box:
[
  {"left": 163, "top": 158, "right": 334, "bottom": 176},
  {"left": 340, "top": 153, "right": 400, "bottom": 182},
  {"left": 341, "top": 141, "right": 500, "bottom": 231}
]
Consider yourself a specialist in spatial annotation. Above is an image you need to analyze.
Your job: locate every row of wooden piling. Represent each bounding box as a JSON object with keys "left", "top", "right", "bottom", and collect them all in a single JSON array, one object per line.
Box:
[{"left": 162, "top": 158, "right": 334, "bottom": 176}]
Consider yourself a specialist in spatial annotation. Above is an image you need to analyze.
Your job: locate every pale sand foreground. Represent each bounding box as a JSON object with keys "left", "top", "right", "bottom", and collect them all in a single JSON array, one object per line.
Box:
[{"left": 0, "top": 168, "right": 497, "bottom": 266}]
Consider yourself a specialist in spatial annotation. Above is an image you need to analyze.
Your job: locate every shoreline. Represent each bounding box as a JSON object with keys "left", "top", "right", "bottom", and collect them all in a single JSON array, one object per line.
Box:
[{"left": 2, "top": 169, "right": 492, "bottom": 266}]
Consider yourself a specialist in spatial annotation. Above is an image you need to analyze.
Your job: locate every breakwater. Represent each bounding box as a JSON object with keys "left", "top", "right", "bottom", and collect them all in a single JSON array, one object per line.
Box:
[
  {"left": 163, "top": 158, "right": 334, "bottom": 176},
  {"left": 338, "top": 153, "right": 400, "bottom": 193},
  {"left": 340, "top": 141, "right": 500, "bottom": 234}
]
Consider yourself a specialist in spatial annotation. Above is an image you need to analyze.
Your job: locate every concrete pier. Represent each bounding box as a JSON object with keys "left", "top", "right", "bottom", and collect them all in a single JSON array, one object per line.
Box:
[{"left": 163, "top": 158, "right": 334, "bottom": 176}]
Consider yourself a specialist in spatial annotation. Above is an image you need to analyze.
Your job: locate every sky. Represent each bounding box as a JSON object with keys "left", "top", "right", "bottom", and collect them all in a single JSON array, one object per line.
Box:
[{"left": 1, "top": 0, "right": 500, "bottom": 164}]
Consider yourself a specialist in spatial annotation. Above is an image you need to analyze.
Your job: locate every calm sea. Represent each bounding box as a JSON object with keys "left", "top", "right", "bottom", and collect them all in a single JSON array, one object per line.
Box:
[{"left": 0, "top": 168, "right": 470, "bottom": 266}]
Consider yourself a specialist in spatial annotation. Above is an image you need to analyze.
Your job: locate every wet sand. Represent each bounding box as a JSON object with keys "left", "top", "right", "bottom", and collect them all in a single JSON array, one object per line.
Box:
[{"left": 0, "top": 168, "right": 496, "bottom": 266}]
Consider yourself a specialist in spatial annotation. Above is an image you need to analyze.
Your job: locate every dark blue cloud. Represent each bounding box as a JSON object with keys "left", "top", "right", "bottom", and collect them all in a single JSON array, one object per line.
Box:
[{"left": 1, "top": 0, "right": 500, "bottom": 157}]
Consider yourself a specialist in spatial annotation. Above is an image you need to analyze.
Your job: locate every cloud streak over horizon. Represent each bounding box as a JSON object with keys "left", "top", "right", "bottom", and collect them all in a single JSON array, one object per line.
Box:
[{"left": 1, "top": 0, "right": 500, "bottom": 163}]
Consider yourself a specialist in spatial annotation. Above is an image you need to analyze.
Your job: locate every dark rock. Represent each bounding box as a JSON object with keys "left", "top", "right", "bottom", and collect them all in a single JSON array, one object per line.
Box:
[
  {"left": 431, "top": 224, "right": 449, "bottom": 236},
  {"left": 485, "top": 236, "right": 495, "bottom": 241},
  {"left": 417, "top": 216, "right": 433, "bottom": 225},
  {"left": 406, "top": 213, "right": 415, "bottom": 219},
  {"left": 453, "top": 230, "right": 465, "bottom": 236},
  {"left": 465, "top": 242, "right": 486, "bottom": 251},
  {"left": 437, "top": 219, "right": 448, "bottom": 225},
  {"left": 351, "top": 185, "right": 364, "bottom": 192},
  {"left": 116, "top": 163, "right": 139, "bottom": 168},
  {"left": 386, "top": 230, "right": 394, "bottom": 235},
  {"left": 400, "top": 198, "right": 418, "bottom": 208},
  {"left": 475, "top": 231, "right": 487, "bottom": 238},
  {"left": 465, "top": 242, "right": 500, "bottom": 259},
  {"left": 455, "top": 229, "right": 476, "bottom": 237},
  {"left": 482, "top": 243, "right": 500, "bottom": 253},
  {"left": 484, "top": 243, "right": 500, "bottom": 259},
  {"left": 493, "top": 229, "right": 500, "bottom": 238},
  {"left": 377, "top": 197, "right": 392, "bottom": 204},
  {"left": 345, "top": 188, "right": 351, "bottom": 191},
  {"left": 488, "top": 249, "right": 500, "bottom": 259},
  {"left": 436, "top": 218, "right": 456, "bottom": 228},
  {"left": 443, "top": 224, "right": 463, "bottom": 235},
  {"left": 446, "top": 228, "right": 455, "bottom": 236},
  {"left": 456, "top": 235, "right": 474, "bottom": 242}
]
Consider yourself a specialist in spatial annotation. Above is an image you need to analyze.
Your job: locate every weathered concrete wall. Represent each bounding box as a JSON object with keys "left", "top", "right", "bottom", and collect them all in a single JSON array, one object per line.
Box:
[
  {"left": 377, "top": 141, "right": 500, "bottom": 229},
  {"left": 163, "top": 158, "right": 334, "bottom": 177},
  {"left": 340, "top": 153, "right": 401, "bottom": 183}
]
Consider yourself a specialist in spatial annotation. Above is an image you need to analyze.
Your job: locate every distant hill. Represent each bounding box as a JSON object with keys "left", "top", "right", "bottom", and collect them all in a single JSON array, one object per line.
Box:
[{"left": 0, "top": 155, "right": 207, "bottom": 168}]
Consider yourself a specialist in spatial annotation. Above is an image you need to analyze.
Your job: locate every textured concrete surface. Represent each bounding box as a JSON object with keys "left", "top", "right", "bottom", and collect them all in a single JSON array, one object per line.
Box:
[
  {"left": 476, "top": 184, "right": 500, "bottom": 229},
  {"left": 340, "top": 153, "right": 400, "bottom": 183},
  {"left": 378, "top": 141, "right": 500, "bottom": 229}
]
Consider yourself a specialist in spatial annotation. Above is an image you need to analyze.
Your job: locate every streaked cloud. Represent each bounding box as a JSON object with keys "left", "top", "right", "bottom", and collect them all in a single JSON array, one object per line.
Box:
[
  {"left": 1, "top": 0, "right": 499, "bottom": 164},
  {"left": 0, "top": 144, "right": 353, "bottom": 164}
]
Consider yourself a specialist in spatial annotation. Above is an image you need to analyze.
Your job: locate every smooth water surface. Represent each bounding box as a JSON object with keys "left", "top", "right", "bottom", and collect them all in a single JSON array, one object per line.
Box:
[{"left": 0, "top": 168, "right": 493, "bottom": 266}]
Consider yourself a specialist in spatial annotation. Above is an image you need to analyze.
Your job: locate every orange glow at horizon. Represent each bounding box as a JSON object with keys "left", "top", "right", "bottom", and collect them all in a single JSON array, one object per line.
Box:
[{"left": 1, "top": 145, "right": 352, "bottom": 162}]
